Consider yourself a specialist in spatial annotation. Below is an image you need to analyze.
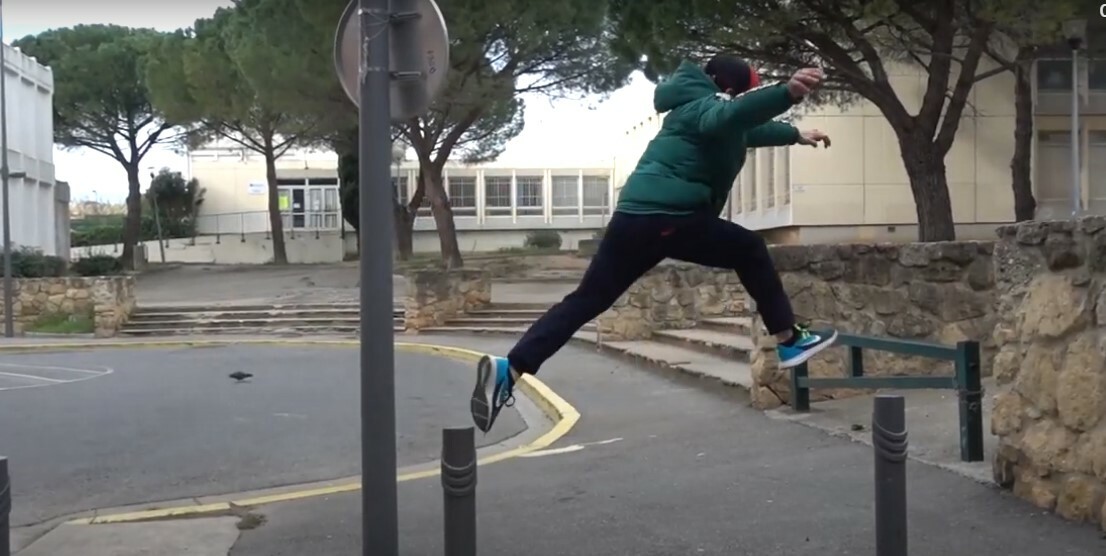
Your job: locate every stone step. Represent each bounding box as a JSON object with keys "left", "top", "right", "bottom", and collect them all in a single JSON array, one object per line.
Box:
[
  {"left": 479, "top": 302, "right": 555, "bottom": 310},
  {"left": 698, "top": 316, "right": 754, "bottom": 335},
  {"left": 118, "top": 325, "right": 397, "bottom": 337},
  {"left": 417, "top": 322, "right": 597, "bottom": 335},
  {"left": 130, "top": 309, "right": 368, "bottom": 322},
  {"left": 464, "top": 309, "right": 548, "bottom": 318},
  {"left": 651, "top": 328, "right": 755, "bottom": 361},
  {"left": 122, "top": 317, "right": 374, "bottom": 330},
  {"left": 445, "top": 317, "right": 541, "bottom": 327},
  {"left": 133, "top": 302, "right": 367, "bottom": 314},
  {"left": 573, "top": 335, "right": 753, "bottom": 391}
]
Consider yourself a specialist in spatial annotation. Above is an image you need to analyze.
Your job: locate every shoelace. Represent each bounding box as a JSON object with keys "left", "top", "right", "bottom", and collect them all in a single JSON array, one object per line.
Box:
[{"left": 499, "top": 385, "right": 516, "bottom": 407}]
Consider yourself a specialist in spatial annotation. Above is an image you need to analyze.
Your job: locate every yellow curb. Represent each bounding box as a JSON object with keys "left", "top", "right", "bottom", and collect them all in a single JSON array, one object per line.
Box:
[{"left": 48, "top": 338, "right": 578, "bottom": 525}]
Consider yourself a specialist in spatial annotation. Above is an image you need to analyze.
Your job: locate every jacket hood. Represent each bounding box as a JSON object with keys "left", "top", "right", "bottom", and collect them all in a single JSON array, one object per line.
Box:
[{"left": 653, "top": 60, "right": 720, "bottom": 113}]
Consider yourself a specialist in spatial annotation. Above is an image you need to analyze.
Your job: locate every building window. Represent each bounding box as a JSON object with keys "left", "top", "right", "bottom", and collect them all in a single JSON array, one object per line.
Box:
[
  {"left": 582, "top": 175, "right": 609, "bottom": 215},
  {"left": 516, "top": 175, "right": 543, "bottom": 216},
  {"left": 781, "top": 149, "right": 791, "bottom": 206},
  {"left": 732, "top": 181, "right": 742, "bottom": 214},
  {"left": 1037, "top": 59, "right": 1073, "bottom": 91},
  {"left": 484, "top": 176, "right": 511, "bottom": 216},
  {"left": 447, "top": 176, "right": 477, "bottom": 216},
  {"left": 744, "top": 150, "right": 757, "bottom": 212},
  {"left": 764, "top": 151, "right": 775, "bottom": 208},
  {"left": 392, "top": 176, "right": 408, "bottom": 205},
  {"left": 1089, "top": 60, "right": 1106, "bottom": 91},
  {"left": 551, "top": 175, "right": 579, "bottom": 215}
]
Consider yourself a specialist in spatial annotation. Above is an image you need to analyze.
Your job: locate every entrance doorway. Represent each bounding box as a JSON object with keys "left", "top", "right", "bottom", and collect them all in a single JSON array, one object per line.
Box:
[{"left": 276, "top": 177, "right": 341, "bottom": 230}]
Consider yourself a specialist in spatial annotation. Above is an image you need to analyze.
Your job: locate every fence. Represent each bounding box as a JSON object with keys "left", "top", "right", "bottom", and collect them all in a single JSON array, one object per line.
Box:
[{"left": 789, "top": 335, "right": 984, "bottom": 463}]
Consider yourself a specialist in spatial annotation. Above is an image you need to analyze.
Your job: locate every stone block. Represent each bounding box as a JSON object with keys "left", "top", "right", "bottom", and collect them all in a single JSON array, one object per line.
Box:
[
  {"left": 0, "top": 276, "right": 135, "bottom": 337},
  {"left": 403, "top": 268, "right": 491, "bottom": 330}
]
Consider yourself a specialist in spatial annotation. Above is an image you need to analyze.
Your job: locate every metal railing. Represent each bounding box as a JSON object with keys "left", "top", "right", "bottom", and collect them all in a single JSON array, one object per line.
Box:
[
  {"left": 789, "top": 335, "right": 984, "bottom": 463},
  {"left": 191, "top": 210, "right": 346, "bottom": 244}
]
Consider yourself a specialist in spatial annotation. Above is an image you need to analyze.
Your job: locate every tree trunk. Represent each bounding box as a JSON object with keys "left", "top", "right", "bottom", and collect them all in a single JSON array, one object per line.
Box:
[
  {"left": 1012, "top": 50, "right": 1037, "bottom": 222},
  {"left": 393, "top": 206, "right": 415, "bottom": 260},
  {"left": 120, "top": 164, "right": 144, "bottom": 270},
  {"left": 265, "top": 149, "right": 289, "bottom": 264},
  {"left": 421, "top": 163, "right": 463, "bottom": 268},
  {"left": 898, "top": 133, "right": 956, "bottom": 242}
]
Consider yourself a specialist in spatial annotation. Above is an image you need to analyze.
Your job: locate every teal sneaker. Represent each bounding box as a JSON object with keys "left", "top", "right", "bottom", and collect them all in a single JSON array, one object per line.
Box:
[
  {"left": 776, "top": 325, "right": 838, "bottom": 368},
  {"left": 470, "top": 355, "right": 517, "bottom": 433}
]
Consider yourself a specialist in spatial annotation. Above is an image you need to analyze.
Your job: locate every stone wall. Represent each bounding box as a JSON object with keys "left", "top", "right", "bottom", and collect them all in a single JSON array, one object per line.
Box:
[
  {"left": 404, "top": 269, "right": 491, "bottom": 329},
  {"left": 0, "top": 276, "right": 136, "bottom": 337},
  {"left": 597, "top": 264, "right": 749, "bottom": 341},
  {"left": 989, "top": 219, "right": 1106, "bottom": 532},
  {"left": 749, "top": 242, "right": 998, "bottom": 409}
]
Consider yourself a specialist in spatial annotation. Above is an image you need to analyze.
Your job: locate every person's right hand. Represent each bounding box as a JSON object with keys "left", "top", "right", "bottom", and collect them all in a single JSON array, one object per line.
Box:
[{"left": 788, "top": 68, "right": 824, "bottom": 100}]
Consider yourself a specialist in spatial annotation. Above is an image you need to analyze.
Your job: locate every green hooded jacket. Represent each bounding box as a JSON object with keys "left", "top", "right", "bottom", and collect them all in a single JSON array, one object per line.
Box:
[{"left": 615, "top": 60, "right": 802, "bottom": 216}]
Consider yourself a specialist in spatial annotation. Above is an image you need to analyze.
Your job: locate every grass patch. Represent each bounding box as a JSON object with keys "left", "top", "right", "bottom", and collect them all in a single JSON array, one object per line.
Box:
[{"left": 27, "top": 311, "right": 95, "bottom": 334}]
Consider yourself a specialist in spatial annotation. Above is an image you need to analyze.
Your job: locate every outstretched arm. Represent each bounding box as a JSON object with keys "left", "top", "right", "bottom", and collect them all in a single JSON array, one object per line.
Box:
[
  {"left": 695, "top": 67, "right": 823, "bottom": 137},
  {"left": 746, "top": 121, "right": 800, "bottom": 148},
  {"left": 695, "top": 84, "right": 797, "bottom": 136}
]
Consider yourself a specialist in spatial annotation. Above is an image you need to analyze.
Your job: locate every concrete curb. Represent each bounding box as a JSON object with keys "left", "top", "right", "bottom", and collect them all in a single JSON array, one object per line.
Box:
[
  {"left": 0, "top": 338, "right": 579, "bottom": 525},
  {"left": 414, "top": 328, "right": 756, "bottom": 393}
]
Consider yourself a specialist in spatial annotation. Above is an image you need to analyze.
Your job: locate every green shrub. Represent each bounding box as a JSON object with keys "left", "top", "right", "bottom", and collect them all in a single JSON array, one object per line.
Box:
[
  {"left": 11, "top": 247, "right": 67, "bottom": 278},
  {"left": 524, "top": 230, "right": 562, "bottom": 250},
  {"left": 71, "top": 255, "right": 124, "bottom": 277}
]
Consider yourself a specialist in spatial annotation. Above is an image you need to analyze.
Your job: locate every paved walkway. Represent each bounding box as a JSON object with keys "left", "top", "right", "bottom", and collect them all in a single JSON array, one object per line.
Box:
[{"left": 13, "top": 335, "right": 1106, "bottom": 555}]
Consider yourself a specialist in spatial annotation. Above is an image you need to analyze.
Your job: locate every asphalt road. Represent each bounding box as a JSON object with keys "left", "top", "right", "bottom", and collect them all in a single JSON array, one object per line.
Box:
[
  {"left": 230, "top": 336, "right": 1106, "bottom": 556},
  {"left": 0, "top": 345, "right": 525, "bottom": 527}
]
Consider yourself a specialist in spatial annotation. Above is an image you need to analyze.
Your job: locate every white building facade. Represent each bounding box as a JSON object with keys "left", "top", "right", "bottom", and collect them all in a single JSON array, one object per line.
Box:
[{"left": 0, "top": 44, "right": 59, "bottom": 257}]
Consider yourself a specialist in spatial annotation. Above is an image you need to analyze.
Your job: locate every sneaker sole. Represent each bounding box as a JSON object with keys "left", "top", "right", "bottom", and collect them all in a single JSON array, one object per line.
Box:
[
  {"left": 470, "top": 356, "right": 493, "bottom": 432},
  {"left": 779, "top": 330, "right": 839, "bottom": 369}
]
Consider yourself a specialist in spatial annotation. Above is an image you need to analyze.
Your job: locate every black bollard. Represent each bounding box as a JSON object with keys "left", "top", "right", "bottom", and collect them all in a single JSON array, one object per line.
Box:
[
  {"left": 872, "top": 395, "right": 908, "bottom": 556},
  {"left": 0, "top": 457, "right": 9, "bottom": 556},
  {"left": 441, "top": 427, "right": 477, "bottom": 556}
]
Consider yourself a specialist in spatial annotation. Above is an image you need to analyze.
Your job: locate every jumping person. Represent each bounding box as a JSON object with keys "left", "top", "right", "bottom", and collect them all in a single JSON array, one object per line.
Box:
[{"left": 471, "top": 54, "right": 839, "bottom": 433}]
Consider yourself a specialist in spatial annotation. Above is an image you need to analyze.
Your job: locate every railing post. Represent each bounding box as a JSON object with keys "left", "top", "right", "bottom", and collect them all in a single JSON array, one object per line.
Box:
[
  {"left": 215, "top": 214, "right": 221, "bottom": 244},
  {"left": 848, "top": 346, "right": 864, "bottom": 377},
  {"left": 441, "top": 427, "right": 477, "bottom": 556},
  {"left": 240, "top": 213, "right": 247, "bottom": 242},
  {"left": 955, "top": 340, "right": 984, "bottom": 462},
  {"left": 789, "top": 362, "right": 810, "bottom": 411},
  {"left": 1, "top": 457, "right": 11, "bottom": 556},
  {"left": 873, "top": 395, "right": 907, "bottom": 556}
]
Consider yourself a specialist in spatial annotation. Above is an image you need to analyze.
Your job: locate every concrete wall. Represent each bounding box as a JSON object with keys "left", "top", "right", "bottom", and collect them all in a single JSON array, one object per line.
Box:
[{"left": 1, "top": 43, "right": 59, "bottom": 255}]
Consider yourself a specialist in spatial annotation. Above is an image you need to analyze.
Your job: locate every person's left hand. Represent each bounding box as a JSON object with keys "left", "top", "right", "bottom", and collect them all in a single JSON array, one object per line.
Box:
[{"left": 798, "top": 129, "right": 831, "bottom": 148}]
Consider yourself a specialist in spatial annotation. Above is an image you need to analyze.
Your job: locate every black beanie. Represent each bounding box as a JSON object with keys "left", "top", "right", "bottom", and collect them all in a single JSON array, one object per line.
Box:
[{"left": 704, "top": 54, "right": 760, "bottom": 93}]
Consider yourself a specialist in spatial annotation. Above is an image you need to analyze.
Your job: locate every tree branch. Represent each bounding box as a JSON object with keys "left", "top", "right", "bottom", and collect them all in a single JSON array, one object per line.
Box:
[{"left": 936, "top": 21, "right": 993, "bottom": 154}]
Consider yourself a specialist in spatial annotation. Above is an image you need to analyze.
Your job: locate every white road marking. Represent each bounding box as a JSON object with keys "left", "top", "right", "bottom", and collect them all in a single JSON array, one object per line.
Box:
[
  {"left": 0, "top": 371, "right": 66, "bottom": 383},
  {"left": 0, "top": 363, "right": 113, "bottom": 392},
  {"left": 0, "top": 362, "right": 105, "bottom": 374},
  {"left": 518, "top": 437, "right": 624, "bottom": 458}
]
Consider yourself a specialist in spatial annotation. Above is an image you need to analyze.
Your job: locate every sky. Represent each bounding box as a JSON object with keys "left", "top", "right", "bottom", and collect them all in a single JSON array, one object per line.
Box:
[{"left": 4, "top": 0, "right": 657, "bottom": 203}]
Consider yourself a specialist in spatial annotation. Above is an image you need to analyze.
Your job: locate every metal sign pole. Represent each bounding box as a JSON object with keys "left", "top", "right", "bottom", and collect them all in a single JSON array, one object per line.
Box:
[
  {"left": 359, "top": 0, "right": 399, "bottom": 554},
  {"left": 335, "top": 1, "right": 449, "bottom": 552},
  {"left": 0, "top": 1, "right": 13, "bottom": 339}
]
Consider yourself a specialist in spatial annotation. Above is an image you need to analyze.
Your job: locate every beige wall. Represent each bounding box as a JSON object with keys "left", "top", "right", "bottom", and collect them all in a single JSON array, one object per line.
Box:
[{"left": 788, "top": 58, "right": 1017, "bottom": 228}]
